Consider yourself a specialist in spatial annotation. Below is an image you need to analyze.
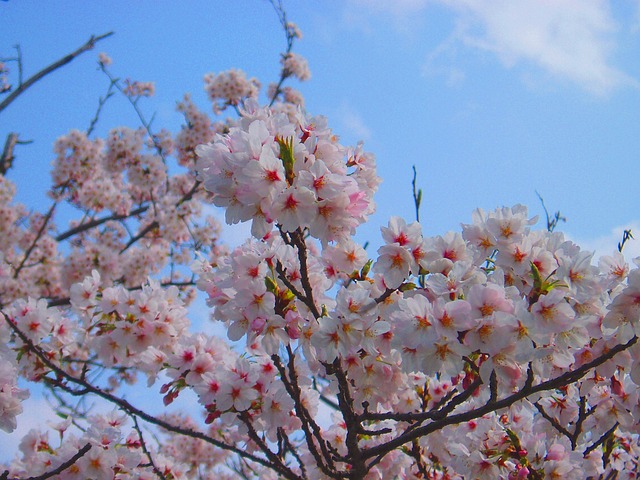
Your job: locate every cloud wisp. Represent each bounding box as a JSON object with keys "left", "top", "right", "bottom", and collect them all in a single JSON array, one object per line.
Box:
[
  {"left": 441, "top": 0, "right": 637, "bottom": 95},
  {"left": 569, "top": 221, "right": 640, "bottom": 263},
  {"left": 349, "top": 0, "right": 637, "bottom": 95}
]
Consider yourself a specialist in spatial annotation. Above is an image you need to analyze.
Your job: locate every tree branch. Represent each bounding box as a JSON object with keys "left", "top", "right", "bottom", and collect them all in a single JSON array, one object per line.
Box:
[
  {"left": 361, "top": 335, "right": 638, "bottom": 463},
  {"left": 0, "top": 32, "right": 114, "bottom": 114},
  {"left": 2, "top": 316, "right": 291, "bottom": 477},
  {"left": 55, "top": 205, "right": 148, "bottom": 242},
  {"left": 1, "top": 443, "right": 91, "bottom": 480}
]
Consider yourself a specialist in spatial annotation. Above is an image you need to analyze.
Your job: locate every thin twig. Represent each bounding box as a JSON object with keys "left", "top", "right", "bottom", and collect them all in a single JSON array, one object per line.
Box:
[
  {"left": 86, "top": 78, "right": 116, "bottom": 136},
  {"left": 267, "top": 0, "right": 297, "bottom": 107},
  {"left": 55, "top": 205, "right": 148, "bottom": 242},
  {"left": 131, "top": 415, "right": 167, "bottom": 480},
  {"left": 618, "top": 229, "right": 634, "bottom": 253},
  {"left": 536, "top": 191, "right": 565, "bottom": 233},
  {"left": 13, "top": 203, "right": 56, "bottom": 278}
]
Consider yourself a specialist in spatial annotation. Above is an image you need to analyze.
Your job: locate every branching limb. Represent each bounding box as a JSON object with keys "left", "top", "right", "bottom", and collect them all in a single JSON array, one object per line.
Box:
[
  {"left": 272, "top": 352, "right": 341, "bottom": 478},
  {"left": 361, "top": 335, "right": 638, "bottom": 463},
  {"left": 98, "top": 65, "right": 167, "bottom": 162},
  {"left": 534, "top": 401, "right": 573, "bottom": 441},
  {"left": 277, "top": 428, "right": 308, "bottom": 480},
  {"left": 0, "top": 443, "right": 92, "bottom": 480},
  {"left": 280, "top": 228, "right": 320, "bottom": 319},
  {"left": 121, "top": 220, "right": 159, "bottom": 253},
  {"left": 328, "top": 359, "right": 368, "bottom": 477},
  {"left": 86, "top": 77, "right": 117, "bottom": 136},
  {"left": 238, "top": 412, "right": 301, "bottom": 480},
  {"left": 584, "top": 422, "right": 619, "bottom": 458},
  {"left": 2, "top": 316, "right": 295, "bottom": 478},
  {"left": 55, "top": 205, "right": 149, "bottom": 242},
  {"left": 0, "top": 32, "right": 114, "bottom": 114}
]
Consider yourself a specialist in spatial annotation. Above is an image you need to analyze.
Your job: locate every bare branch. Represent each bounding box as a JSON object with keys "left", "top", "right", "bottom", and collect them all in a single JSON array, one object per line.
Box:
[
  {"left": 618, "top": 229, "right": 634, "bottom": 253},
  {"left": 0, "top": 32, "right": 114, "bottom": 114},
  {"left": 131, "top": 415, "right": 167, "bottom": 480},
  {"left": 536, "top": 191, "right": 566, "bottom": 233},
  {"left": 86, "top": 77, "right": 117, "bottom": 136}
]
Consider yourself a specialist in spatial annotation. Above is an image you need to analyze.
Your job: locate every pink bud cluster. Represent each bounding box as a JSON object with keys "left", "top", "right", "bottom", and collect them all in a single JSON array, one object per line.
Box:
[
  {"left": 281, "top": 53, "right": 311, "bottom": 81},
  {"left": 123, "top": 79, "right": 155, "bottom": 98},
  {"left": 204, "top": 69, "right": 260, "bottom": 114}
]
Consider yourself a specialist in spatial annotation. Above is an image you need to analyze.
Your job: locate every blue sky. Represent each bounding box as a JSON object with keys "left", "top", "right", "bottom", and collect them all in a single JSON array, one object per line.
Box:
[
  {"left": 2, "top": 0, "right": 640, "bottom": 258},
  {"left": 1, "top": 0, "right": 640, "bottom": 459}
]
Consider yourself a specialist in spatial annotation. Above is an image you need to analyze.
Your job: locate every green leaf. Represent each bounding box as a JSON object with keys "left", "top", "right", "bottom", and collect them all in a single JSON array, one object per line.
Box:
[{"left": 277, "top": 136, "right": 296, "bottom": 185}]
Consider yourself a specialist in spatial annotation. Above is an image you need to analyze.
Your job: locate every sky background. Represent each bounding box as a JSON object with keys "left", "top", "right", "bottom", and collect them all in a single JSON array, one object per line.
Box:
[{"left": 1, "top": 0, "right": 640, "bottom": 459}]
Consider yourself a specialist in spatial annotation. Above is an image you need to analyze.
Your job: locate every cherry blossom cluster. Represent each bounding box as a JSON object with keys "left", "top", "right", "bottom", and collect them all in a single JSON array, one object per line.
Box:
[
  {"left": 123, "top": 79, "right": 155, "bottom": 98},
  {"left": 195, "top": 102, "right": 380, "bottom": 243},
  {"left": 204, "top": 69, "right": 261, "bottom": 114},
  {"left": 3, "top": 8, "right": 640, "bottom": 479},
  {"left": 98, "top": 52, "right": 112, "bottom": 67},
  {"left": 174, "top": 94, "right": 216, "bottom": 166},
  {"left": 3, "top": 412, "right": 194, "bottom": 480},
  {"left": 281, "top": 52, "right": 311, "bottom": 81},
  {"left": 0, "top": 91, "right": 226, "bottom": 306},
  {"left": 0, "top": 329, "right": 28, "bottom": 433},
  {"left": 192, "top": 102, "right": 640, "bottom": 476},
  {"left": 0, "top": 175, "right": 63, "bottom": 303}
]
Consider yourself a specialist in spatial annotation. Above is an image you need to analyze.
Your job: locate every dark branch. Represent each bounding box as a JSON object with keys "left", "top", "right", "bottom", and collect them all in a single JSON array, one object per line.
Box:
[
  {"left": 1, "top": 443, "right": 91, "bottom": 480},
  {"left": 2, "top": 317, "right": 289, "bottom": 476},
  {"left": 361, "top": 335, "right": 638, "bottom": 462},
  {"left": 56, "top": 205, "right": 148, "bottom": 242}
]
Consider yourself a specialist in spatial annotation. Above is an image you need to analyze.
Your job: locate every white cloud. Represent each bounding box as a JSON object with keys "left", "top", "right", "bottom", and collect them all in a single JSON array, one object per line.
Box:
[
  {"left": 347, "top": 0, "right": 429, "bottom": 16},
  {"left": 569, "top": 221, "right": 640, "bottom": 263},
  {"left": 434, "top": 0, "right": 638, "bottom": 95},
  {"left": 348, "top": 0, "right": 637, "bottom": 94},
  {"left": 337, "top": 103, "right": 372, "bottom": 142},
  {"left": 422, "top": 31, "right": 467, "bottom": 86},
  {"left": 343, "top": 0, "right": 430, "bottom": 36}
]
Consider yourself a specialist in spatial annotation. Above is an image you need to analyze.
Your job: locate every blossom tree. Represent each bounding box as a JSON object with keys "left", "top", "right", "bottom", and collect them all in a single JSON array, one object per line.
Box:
[{"left": 1, "top": 3, "right": 640, "bottom": 479}]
